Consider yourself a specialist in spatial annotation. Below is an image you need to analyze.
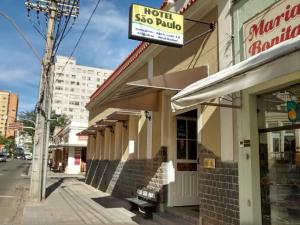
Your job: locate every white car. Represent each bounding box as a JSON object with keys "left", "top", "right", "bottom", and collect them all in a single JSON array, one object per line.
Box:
[{"left": 24, "top": 153, "right": 33, "bottom": 160}]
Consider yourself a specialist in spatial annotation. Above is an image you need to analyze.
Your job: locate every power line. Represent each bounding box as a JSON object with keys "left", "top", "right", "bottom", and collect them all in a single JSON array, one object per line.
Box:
[
  {"left": 0, "top": 10, "right": 42, "bottom": 62},
  {"left": 61, "top": 0, "right": 103, "bottom": 73}
]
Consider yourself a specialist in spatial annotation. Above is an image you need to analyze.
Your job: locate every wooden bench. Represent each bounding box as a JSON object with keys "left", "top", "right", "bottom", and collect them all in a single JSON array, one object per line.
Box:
[{"left": 126, "top": 188, "right": 159, "bottom": 218}]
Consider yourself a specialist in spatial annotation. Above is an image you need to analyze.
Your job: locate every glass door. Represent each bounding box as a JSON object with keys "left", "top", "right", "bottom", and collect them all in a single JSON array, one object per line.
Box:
[{"left": 258, "top": 84, "right": 300, "bottom": 224}]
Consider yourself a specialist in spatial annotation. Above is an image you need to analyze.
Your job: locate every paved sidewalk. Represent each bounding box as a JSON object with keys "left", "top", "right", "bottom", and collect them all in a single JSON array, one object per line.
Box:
[{"left": 22, "top": 175, "right": 157, "bottom": 225}]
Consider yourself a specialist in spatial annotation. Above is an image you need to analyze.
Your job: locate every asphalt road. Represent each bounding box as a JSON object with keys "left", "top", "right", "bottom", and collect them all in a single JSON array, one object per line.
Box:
[{"left": 0, "top": 159, "right": 31, "bottom": 225}]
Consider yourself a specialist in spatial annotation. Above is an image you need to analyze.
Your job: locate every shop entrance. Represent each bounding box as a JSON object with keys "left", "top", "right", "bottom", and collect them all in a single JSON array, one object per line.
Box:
[
  {"left": 258, "top": 84, "right": 300, "bottom": 224},
  {"left": 173, "top": 109, "right": 198, "bottom": 206}
]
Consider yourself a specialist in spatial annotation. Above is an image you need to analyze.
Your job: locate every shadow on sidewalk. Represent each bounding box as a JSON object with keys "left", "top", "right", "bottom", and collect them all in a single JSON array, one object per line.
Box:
[
  {"left": 91, "top": 196, "right": 130, "bottom": 209},
  {"left": 46, "top": 178, "right": 64, "bottom": 198}
]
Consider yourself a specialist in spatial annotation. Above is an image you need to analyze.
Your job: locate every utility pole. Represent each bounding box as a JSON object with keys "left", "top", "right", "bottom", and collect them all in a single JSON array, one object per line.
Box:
[{"left": 25, "top": 0, "right": 79, "bottom": 201}]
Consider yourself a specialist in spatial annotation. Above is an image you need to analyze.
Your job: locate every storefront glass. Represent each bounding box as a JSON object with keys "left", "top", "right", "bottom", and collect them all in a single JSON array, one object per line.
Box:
[{"left": 258, "top": 84, "right": 300, "bottom": 224}]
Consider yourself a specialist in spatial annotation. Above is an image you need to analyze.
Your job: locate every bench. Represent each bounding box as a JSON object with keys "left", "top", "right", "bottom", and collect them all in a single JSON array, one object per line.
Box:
[{"left": 126, "top": 188, "right": 159, "bottom": 218}]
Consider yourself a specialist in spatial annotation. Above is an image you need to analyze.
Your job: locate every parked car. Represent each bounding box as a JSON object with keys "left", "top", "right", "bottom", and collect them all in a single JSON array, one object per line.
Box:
[
  {"left": 0, "top": 153, "right": 7, "bottom": 162},
  {"left": 24, "top": 153, "right": 32, "bottom": 160}
]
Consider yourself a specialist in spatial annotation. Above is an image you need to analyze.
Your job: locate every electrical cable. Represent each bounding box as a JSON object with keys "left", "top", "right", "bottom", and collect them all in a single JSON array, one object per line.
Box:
[
  {"left": 61, "top": 0, "right": 103, "bottom": 73},
  {"left": 0, "top": 10, "right": 42, "bottom": 62}
]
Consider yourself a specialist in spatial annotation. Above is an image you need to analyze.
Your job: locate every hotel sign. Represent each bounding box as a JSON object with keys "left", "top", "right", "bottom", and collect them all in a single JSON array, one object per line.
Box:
[
  {"left": 129, "top": 4, "right": 184, "bottom": 47},
  {"left": 244, "top": 0, "right": 300, "bottom": 58}
]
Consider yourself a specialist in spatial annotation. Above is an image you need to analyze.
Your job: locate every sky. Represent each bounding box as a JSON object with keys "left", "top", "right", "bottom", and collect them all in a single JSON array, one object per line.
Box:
[{"left": 0, "top": 0, "right": 163, "bottom": 113}]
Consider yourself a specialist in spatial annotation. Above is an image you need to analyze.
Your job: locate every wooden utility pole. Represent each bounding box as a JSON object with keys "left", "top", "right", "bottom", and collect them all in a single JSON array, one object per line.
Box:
[{"left": 25, "top": 0, "right": 79, "bottom": 201}]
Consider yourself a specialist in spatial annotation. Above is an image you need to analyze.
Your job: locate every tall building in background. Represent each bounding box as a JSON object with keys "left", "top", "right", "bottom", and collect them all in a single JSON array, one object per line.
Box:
[
  {"left": 0, "top": 91, "right": 18, "bottom": 138},
  {"left": 52, "top": 56, "right": 113, "bottom": 121}
]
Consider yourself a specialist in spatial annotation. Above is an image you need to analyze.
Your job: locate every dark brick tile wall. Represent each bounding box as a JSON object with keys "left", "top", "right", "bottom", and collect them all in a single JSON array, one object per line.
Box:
[
  {"left": 86, "top": 147, "right": 168, "bottom": 203},
  {"left": 199, "top": 147, "right": 240, "bottom": 225}
]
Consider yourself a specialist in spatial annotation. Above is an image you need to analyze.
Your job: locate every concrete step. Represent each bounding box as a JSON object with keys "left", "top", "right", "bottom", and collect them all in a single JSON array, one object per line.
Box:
[
  {"left": 165, "top": 206, "right": 199, "bottom": 224},
  {"left": 153, "top": 212, "right": 198, "bottom": 225}
]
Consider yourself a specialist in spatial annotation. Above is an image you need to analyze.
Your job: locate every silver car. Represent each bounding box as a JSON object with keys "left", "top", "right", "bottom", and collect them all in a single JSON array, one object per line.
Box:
[{"left": 0, "top": 153, "right": 7, "bottom": 162}]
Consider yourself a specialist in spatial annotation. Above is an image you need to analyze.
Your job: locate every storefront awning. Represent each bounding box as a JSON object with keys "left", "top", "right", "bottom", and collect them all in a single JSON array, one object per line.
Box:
[{"left": 171, "top": 36, "right": 300, "bottom": 111}]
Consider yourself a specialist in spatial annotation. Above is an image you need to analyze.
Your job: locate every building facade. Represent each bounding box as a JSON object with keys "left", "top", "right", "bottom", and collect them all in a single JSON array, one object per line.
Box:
[
  {"left": 52, "top": 56, "right": 113, "bottom": 121},
  {"left": 0, "top": 91, "right": 18, "bottom": 138},
  {"left": 84, "top": 0, "right": 240, "bottom": 224},
  {"left": 50, "top": 121, "right": 88, "bottom": 174},
  {"left": 172, "top": 0, "right": 300, "bottom": 224}
]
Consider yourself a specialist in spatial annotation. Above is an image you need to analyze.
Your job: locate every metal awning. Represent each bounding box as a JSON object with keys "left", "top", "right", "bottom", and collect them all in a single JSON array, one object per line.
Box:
[
  {"left": 106, "top": 109, "right": 141, "bottom": 121},
  {"left": 101, "top": 66, "right": 208, "bottom": 111},
  {"left": 171, "top": 36, "right": 300, "bottom": 111},
  {"left": 49, "top": 143, "right": 87, "bottom": 148},
  {"left": 127, "top": 66, "right": 208, "bottom": 90},
  {"left": 76, "top": 126, "right": 96, "bottom": 136}
]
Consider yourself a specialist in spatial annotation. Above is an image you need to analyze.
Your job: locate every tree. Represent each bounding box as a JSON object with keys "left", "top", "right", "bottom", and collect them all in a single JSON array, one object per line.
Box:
[
  {"left": 49, "top": 113, "right": 69, "bottom": 137},
  {"left": 0, "top": 135, "right": 16, "bottom": 156},
  {"left": 19, "top": 110, "right": 69, "bottom": 140}
]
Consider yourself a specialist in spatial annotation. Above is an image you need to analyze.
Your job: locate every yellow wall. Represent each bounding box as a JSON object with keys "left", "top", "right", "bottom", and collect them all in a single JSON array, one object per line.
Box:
[
  {"left": 153, "top": 8, "right": 218, "bottom": 76},
  {"left": 138, "top": 115, "right": 147, "bottom": 159},
  {"left": 201, "top": 104, "right": 221, "bottom": 157}
]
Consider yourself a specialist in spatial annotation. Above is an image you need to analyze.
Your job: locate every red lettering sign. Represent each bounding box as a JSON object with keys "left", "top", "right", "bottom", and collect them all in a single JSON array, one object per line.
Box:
[{"left": 244, "top": 0, "right": 300, "bottom": 58}]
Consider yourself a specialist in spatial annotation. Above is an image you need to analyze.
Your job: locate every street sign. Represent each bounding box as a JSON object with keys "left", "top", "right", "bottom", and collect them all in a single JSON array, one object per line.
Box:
[
  {"left": 129, "top": 4, "right": 184, "bottom": 47},
  {"left": 7, "top": 122, "right": 23, "bottom": 131}
]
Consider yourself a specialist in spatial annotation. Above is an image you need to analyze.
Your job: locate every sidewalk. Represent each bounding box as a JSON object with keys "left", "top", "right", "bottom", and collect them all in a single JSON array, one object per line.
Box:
[{"left": 22, "top": 173, "right": 158, "bottom": 225}]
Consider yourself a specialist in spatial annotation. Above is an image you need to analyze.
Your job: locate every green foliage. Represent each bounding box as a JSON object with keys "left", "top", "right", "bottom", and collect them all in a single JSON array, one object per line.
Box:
[
  {"left": 49, "top": 113, "right": 70, "bottom": 137},
  {"left": 0, "top": 135, "right": 16, "bottom": 155},
  {"left": 19, "top": 110, "right": 70, "bottom": 139}
]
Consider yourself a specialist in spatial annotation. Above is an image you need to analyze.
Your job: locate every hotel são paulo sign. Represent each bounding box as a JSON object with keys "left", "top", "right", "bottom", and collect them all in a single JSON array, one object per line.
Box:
[
  {"left": 244, "top": 0, "right": 300, "bottom": 58},
  {"left": 129, "top": 4, "right": 184, "bottom": 47}
]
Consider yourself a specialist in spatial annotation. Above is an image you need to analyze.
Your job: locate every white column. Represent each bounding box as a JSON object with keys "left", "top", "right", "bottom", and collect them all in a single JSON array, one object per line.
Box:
[
  {"left": 218, "top": 0, "right": 235, "bottom": 161},
  {"left": 146, "top": 58, "right": 153, "bottom": 159},
  {"left": 238, "top": 92, "right": 262, "bottom": 225}
]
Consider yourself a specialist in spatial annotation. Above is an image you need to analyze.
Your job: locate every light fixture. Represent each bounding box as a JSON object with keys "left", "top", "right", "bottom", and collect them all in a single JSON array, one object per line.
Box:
[{"left": 144, "top": 111, "right": 151, "bottom": 121}]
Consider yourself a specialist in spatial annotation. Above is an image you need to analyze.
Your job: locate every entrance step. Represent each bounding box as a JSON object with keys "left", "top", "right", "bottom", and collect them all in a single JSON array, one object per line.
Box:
[{"left": 153, "top": 206, "right": 200, "bottom": 225}]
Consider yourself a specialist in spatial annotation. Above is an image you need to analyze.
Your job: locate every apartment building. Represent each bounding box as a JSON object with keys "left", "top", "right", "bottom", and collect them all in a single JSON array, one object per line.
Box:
[
  {"left": 52, "top": 56, "right": 112, "bottom": 121},
  {"left": 0, "top": 91, "right": 18, "bottom": 138}
]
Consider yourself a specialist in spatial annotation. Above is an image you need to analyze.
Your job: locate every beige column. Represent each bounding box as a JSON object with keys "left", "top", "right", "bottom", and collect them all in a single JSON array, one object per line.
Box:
[
  {"left": 121, "top": 122, "right": 129, "bottom": 161},
  {"left": 103, "top": 127, "right": 111, "bottom": 160},
  {"left": 110, "top": 127, "right": 115, "bottom": 160},
  {"left": 98, "top": 131, "right": 104, "bottom": 160},
  {"left": 95, "top": 131, "right": 101, "bottom": 160},
  {"left": 114, "top": 122, "right": 123, "bottom": 160},
  {"left": 87, "top": 136, "right": 92, "bottom": 160}
]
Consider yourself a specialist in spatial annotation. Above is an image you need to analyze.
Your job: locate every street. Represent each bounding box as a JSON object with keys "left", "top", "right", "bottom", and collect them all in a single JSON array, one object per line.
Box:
[{"left": 0, "top": 159, "right": 31, "bottom": 225}]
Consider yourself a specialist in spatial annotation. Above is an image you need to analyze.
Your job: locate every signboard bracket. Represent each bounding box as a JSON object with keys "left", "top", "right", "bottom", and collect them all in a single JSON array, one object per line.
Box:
[
  {"left": 184, "top": 21, "right": 215, "bottom": 46},
  {"left": 184, "top": 18, "right": 215, "bottom": 29}
]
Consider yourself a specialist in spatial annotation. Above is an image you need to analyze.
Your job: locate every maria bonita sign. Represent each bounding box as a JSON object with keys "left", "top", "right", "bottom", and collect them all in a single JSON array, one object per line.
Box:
[
  {"left": 244, "top": 0, "right": 300, "bottom": 58},
  {"left": 129, "top": 4, "right": 184, "bottom": 47}
]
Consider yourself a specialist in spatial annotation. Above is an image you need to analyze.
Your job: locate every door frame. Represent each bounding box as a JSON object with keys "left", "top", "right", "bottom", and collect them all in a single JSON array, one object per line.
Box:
[{"left": 168, "top": 113, "right": 199, "bottom": 207}]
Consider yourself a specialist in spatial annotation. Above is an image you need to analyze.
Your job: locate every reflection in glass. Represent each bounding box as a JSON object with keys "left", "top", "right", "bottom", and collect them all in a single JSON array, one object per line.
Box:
[
  {"left": 177, "top": 140, "right": 186, "bottom": 159},
  {"left": 258, "top": 84, "right": 300, "bottom": 224},
  {"left": 177, "top": 119, "right": 186, "bottom": 138},
  {"left": 188, "top": 140, "right": 197, "bottom": 160},
  {"left": 188, "top": 121, "right": 197, "bottom": 139}
]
